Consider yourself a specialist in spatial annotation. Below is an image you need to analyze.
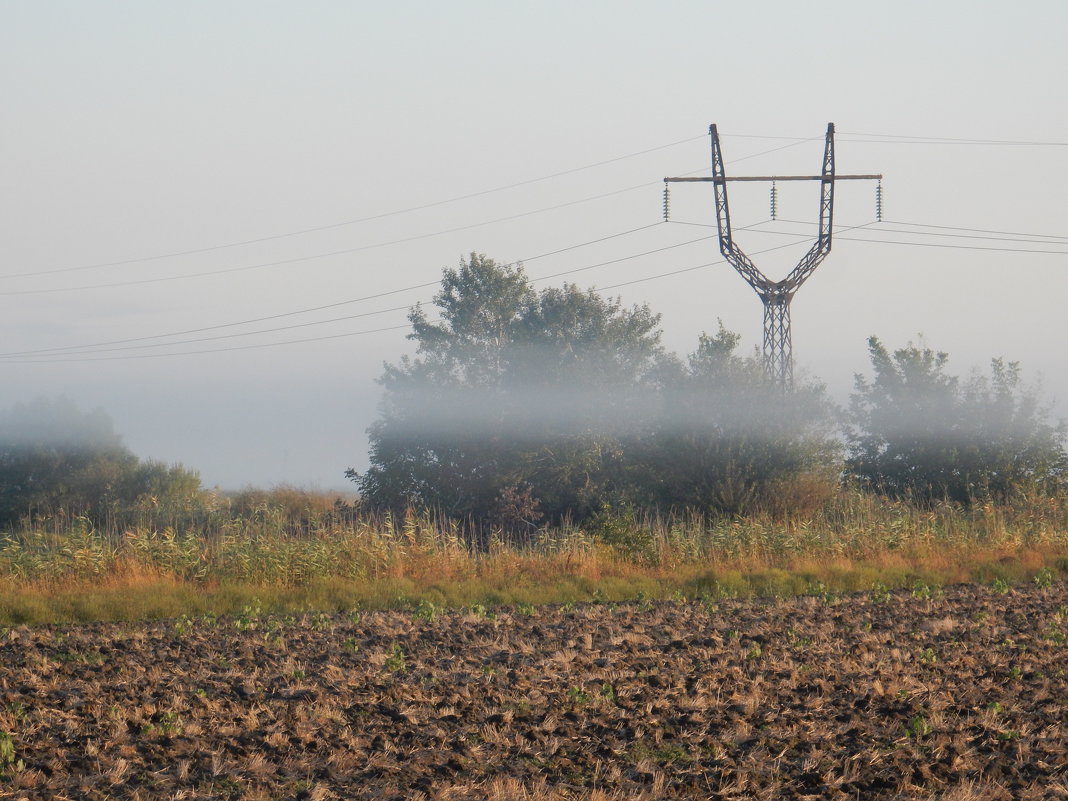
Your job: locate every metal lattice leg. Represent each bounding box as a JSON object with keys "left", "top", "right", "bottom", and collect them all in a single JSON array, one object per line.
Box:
[{"left": 762, "top": 294, "right": 793, "bottom": 388}]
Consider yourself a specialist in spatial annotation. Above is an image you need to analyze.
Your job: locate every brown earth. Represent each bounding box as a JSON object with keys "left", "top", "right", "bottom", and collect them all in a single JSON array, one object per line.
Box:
[{"left": 0, "top": 582, "right": 1065, "bottom": 800}]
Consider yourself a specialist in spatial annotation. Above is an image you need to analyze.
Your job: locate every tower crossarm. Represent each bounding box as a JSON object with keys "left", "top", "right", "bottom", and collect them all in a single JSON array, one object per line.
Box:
[{"left": 662, "top": 122, "right": 883, "bottom": 388}]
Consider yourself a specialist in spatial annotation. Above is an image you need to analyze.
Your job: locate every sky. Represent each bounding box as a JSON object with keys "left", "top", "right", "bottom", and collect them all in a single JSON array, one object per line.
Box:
[{"left": 2, "top": 1, "right": 1066, "bottom": 490}]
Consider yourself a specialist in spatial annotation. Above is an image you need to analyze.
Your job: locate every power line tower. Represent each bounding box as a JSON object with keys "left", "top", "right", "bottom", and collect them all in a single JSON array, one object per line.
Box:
[{"left": 665, "top": 123, "right": 881, "bottom": 387}]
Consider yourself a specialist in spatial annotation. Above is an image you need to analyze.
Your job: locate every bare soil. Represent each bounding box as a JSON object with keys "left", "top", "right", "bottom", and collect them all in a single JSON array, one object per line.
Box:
[{"left": 0, "top": 582, "right": 1066, "bottom": 800}]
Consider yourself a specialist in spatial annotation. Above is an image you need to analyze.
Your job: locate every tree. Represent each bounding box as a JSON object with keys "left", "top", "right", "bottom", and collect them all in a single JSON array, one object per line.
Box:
[
  {"left": 0, "top": 396, "right": 202, "bottom": 530},
  {"left": 846, "top": 337, "right": 1066, "bottom": 504},
  {"left": 352, "top": 256, "right": 843, "bottom": 527},
  {"left": 350, "top": 254, "right": 671, "bottom": 526},
  {"left": 638, "top": 324, "right": 840, "bottom": 516}
]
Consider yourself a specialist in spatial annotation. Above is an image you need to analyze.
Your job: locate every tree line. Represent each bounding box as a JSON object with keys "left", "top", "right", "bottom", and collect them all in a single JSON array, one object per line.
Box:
[
  {"left": 2, "top": 253, "right": 1064, "bottom": 533},
  {"left": 348, "top": 254, "right": 1066, "bottom": 527}
]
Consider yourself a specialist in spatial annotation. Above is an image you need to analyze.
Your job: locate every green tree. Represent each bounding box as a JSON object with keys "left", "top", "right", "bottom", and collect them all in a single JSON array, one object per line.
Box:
[
  {"left": 350, "top": 254, "right": 670, "bottom": 526},
  {"left": 0, "top": 396, "right": 202, "bottom": 530},
  {"left": 847, "top": 337, "right": 1066, "bottom": 504},
  {"left": 638, "top": 324, "right": 840, "bottom": 516}
]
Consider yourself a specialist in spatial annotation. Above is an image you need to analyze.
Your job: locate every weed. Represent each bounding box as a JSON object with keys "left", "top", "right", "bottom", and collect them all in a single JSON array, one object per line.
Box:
[
  {"left": 699, "top": 593, "right": 719, "bottom": 614},
  {"left": 992, "top": 577, "right": 1011, "bottom": 595},
  {"left": 918, "top": 647, "right": 937, "bottom": 665},
  {"left": 904, "top": 714, "right": 932, "bottom": 739},
  {"left": 810, "top": 580, "right": 838, "bottom": 604},
  {"left": 514, "top": 602, "right": 535, "bottom": 617},
  {"left": 789, "top": 632, "right": 814, "bottom": 650},
  {"left": 4, "top": 703, "right": 26, "bottom": 724},
  {"left": 0, "top": 732, "right": 22, "bottom": 775},
  {"left": 57, "top": 649, "right": 103, "bottom": 665},
  {"left": 383, "top": 643, "right": 405, "bottom": 672},
  {"left": 158, "top": 712, "right": 182, "bottom": 735},
  {"left": 567, "top": 687, "right": 590, "bottom": 705},
  {"left": 870, "top": 582, "right": 891, "bottom": 604},
  {"left": 414, "top": 599, "right": 438, "bottom": 622},
  {"left": 655, "top": 745, "right": 688, "bottom": 764},
  {"left": 234, "top": 599, "right": 263, "bottom": 631},
  {"left": 1034, "top": 568, "right": 1054, "bottom": 589}
]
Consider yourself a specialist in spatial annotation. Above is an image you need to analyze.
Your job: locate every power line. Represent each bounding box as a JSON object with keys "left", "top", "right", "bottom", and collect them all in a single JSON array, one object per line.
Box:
[
  {"left": 4, "top": 232, "right": 724, "bottom": 358},
  {"left": 672, "top": 218, "right": 1068, "bottom": 255},
  {"left": 879, "top": 219, "right": 1068, "bottom": 242},
  {"left": 0, "top": 223, "right": 672, "bottom": 357},
  {"left": 0, "top": 139, "right": 813, "bottom": 295},
  {"left": 838, "top": 131, "right": 1068, "bottom": 146},
  {"left": 771, "top": 219, "right": 1068, "bottom": 247},
  {"left": 843, "top": 235, "right": 1068, "bottom": 255},
  {"left": 0, "top": 134, "right": 707, "bottom": 280},
  {"left": 0, "top": 183, "right": 663, "bottom": 295},
  {"left": 2, "top": 225, "right": 785, "bottom": 362},
  {"left": 0, "top": 322, "right": 418, "bottom": 364},
  {"left": 726, "top": 220, "right": 1068, "bottom": 255}
]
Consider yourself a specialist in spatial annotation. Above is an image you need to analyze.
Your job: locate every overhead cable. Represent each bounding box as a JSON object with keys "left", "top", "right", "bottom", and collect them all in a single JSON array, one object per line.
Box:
[
  {"left": 0, "top": 222, "right": 675, "bottom": 357},
  {"left": 1, "top": 134, "right": 707, "bottom": 279}
]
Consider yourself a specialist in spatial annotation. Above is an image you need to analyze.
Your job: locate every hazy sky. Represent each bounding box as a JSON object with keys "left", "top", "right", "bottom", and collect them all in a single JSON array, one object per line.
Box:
[{"left": 2, "top": 1, "right": 1066, "bottom": 490}]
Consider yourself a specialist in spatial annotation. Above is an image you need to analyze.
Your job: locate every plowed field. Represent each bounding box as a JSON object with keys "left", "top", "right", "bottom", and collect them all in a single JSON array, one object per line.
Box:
[{"left": 1, "top": 582, "right": 1066, "bottom": 800}]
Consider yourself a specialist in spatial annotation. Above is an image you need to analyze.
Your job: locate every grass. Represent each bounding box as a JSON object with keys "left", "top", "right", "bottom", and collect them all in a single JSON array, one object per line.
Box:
[{"left": 0, "top": 490, "right": 1066, "bottom": 624}]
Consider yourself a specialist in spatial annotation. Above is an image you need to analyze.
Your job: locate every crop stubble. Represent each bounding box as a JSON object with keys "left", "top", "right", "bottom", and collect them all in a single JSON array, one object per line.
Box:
[{"left": 0, "top": 583, "right": 1065, "bottom": 800}]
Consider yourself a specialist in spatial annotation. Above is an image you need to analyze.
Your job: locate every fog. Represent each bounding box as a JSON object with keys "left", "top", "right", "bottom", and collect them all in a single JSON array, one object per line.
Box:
[{"left": 2, "top": 2, "right": 1066, "bottom": 489}]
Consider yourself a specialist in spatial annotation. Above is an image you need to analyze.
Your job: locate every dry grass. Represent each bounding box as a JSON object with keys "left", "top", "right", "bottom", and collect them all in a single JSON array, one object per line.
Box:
[{"left": 0, "top": 490, "right": 1065, "bottom": 624}]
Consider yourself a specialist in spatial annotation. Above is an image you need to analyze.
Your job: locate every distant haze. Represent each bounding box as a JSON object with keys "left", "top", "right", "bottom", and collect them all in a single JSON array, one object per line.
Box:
[{"left": 2, "top": 1, "right": 1065, "bottom": 489}]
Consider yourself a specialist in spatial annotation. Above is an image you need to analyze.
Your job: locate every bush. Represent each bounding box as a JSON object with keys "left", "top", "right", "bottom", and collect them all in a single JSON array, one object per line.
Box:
[
  {"left": 847, "top": 338, "right": 1066, "bottom": 504},
  {"left": 0, "top": 397, "right": 204, "bottom": 532}
]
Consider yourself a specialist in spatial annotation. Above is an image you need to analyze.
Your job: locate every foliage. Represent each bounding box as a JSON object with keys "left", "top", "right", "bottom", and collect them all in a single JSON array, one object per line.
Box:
[
  {"left": 847, "top": 337, "right": 1066, "bottom": 504},
  {"left": 0, "top": 397, "right": 204, "bottom": 531},
  {"left": 636, "top": 324, "right": 840, "bottom": 516},
  {"left": 350, "top": 254, "right": 669, "bottom": 527},
  {"left": 1, "top": 490, "right": 1067, "bottom": 623},
  {"left": 352, "top": 257, "right": 841, "bottom": 529}
]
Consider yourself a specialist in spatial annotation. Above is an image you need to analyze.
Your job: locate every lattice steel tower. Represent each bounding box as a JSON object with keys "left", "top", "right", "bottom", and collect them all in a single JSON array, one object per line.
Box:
[{"left": 665, "top": 123, "right": 881, "bottom": 387}]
